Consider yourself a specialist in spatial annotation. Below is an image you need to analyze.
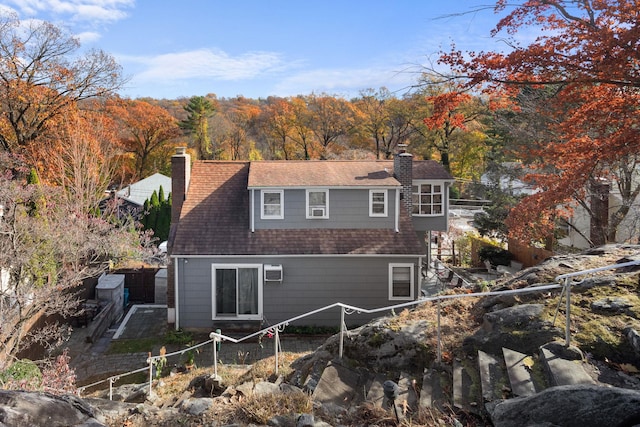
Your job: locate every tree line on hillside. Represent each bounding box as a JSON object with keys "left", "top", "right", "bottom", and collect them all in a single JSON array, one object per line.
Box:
[{"left": 1, "top": 1, "right": 640, "bottom": 365}]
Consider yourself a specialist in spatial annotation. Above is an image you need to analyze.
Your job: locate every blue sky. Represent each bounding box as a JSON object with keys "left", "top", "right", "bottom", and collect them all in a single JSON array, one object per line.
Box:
[{"left": 0, "top": 1, "right": 510, "bottom": 100}]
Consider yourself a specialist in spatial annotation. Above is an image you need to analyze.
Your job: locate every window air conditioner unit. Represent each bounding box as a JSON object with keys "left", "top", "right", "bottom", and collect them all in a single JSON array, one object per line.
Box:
[
  {"left": 264, "top": 264, "right": 283, "bottom": 282},
  {"left": 311, "top": 207, "right": 325, "bottom": 217}
]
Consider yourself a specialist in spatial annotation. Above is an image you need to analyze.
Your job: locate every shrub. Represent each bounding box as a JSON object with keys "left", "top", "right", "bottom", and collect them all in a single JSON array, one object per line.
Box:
[
  {"left": 0, "top": 359, "right": 42, "bottom": 390},
  {"left": 478, "top": 245, "right": 513, "bottom": 266}
]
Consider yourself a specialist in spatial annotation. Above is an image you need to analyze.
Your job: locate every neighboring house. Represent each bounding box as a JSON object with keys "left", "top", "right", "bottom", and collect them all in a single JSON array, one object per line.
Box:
[
  {"left": 116, "top": 173, "right": 171, "bottom": 209},
  {"left": 483, "top": 163, "right": 640, "bottom": 249},
  {"left": 558, "top": 179, "right": 640, "bottom": 249},
  {"left": 103, "top": 173, "right": 172, "bottom": 220},
  {"left": 479, "top": 162, "right": 537, "bottom": 197},
  {"left": 167, "top": 147, "right": 454, "bottom": 330}
]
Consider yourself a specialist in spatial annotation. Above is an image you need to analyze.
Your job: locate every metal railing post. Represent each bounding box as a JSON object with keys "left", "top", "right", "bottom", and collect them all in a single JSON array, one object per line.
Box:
[
  {"left": 274, "top": 329, "right": 279, "bottom": 375},
  {"left": 213, "top": 336, "right": 218, "bottom": 379},
  {"left": 437, "top": 297, "right": 442, "bottom": 364},
  {"left": 109, "top": 377, "right": 114, "bottom": 401},
  {"left": 339, "top": 306, "right": 345, "bottom": 359},
  {"left": 565, "top": 277, "right": 571, "bottom": 347},
  {"left": 148, "top": 357, "right": 153, "bottom": 395}
]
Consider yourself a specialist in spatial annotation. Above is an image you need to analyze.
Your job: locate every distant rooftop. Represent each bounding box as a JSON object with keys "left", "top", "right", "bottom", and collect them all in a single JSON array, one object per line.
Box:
[{"left": 116, "top": 173, "right": 171, "bottom": 206}]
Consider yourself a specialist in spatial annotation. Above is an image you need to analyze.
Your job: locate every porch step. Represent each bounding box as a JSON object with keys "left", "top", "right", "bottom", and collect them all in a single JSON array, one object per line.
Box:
[
  {"left": 453, "top": 358, "right": 482, "bottom": 413},
  {"left": 502, "top": 348, "right": 538, "bottom": 397},
  {"left": 419, "top": 366, "right": 452, "bottom": 411},
  {"left": 539, "top": 343, "right": 596, "bottom": 386},
  {"left": 477, "top": 350, "right": 509, "bottom": 402}
]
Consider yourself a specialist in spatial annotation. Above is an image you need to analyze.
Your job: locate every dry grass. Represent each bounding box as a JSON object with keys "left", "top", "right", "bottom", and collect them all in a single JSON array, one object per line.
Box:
[
  {"left": 236, "top": 351, "right": 311, "bottom": 384},
  {"left": 225, "top": 390, "right": 312, "bottom": 425}
]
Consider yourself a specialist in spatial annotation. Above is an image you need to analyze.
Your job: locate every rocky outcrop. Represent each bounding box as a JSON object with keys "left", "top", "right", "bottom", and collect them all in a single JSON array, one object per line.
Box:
[
  {"left": 491, "top": 384, "right": 640, "bottom": 427},
  {"left": 0, "top": 390, "right": 105, "bottom": 427},
  {"left": 463, "top": 304, "right": 564, "bottom": 355}
]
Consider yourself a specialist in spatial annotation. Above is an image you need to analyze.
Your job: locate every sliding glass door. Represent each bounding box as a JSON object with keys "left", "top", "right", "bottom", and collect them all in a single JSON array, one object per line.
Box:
[{"left": 213, "top": 265, "right": 261, "bottom": 319}]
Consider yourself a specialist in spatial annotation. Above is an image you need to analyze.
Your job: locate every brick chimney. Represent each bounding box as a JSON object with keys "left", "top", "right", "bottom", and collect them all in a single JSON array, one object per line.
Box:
[
  {"left": 167, "top": 147, "right": 190, "bottom": 325},
  {"left": 393, "top": 144, "right": 413, "bottom": 214},
  {"left": 171, "top": 147, "right": 190, "bottom": 224},
  {"left": 589, "top": 178, "right": 610, "bottom": 246}
]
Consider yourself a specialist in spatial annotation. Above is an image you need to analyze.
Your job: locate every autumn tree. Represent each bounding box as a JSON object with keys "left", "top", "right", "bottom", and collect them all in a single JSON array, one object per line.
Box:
[
  {"left": 438, "top": 0, "right": 640, "bottom": 246},
  {"left": 306, "top": 93, "right": 358, "bottom": 159},
  {"left": 354, "top": 88, "right": 416, "bottom": 159},
  {"left": 0, "top": 14, "right": 123, "bottom": 156},
  {"left": 259, "top": 97, "right": 296, "bottom": 159},
  {"left": 0, "top": 155, "right": 146, "bottom": 364},
  {"left": 180, "top": 96, "right": 216, "bottom": 160},
  {"left": 418, "top": 78, "right": 487, "bottom": 173},
  {"left": 222, "top": 97, "right": 261, "bottom": 160},
  {"left": 109, "top": 98, "right": 181, "bottom": 180},
  {"left": 29, "top": 102, "right": 123, "bottom": 213},
  {"left": 288, "top": 96, "right": 316, "bottom": 160}
]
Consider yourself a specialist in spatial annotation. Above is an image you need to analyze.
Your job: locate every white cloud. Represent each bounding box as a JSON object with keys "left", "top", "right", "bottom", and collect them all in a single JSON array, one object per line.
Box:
[
  {"left": 75, "top": 30, "right": 101, "bottom": 43},
  {"left": 125, "top": 48, "right": 288, "bottom": 82},
  {"left": 274, "top": 66, "right": 418, "bottom": 98},
  {"left": 2, "top": 0, "right": 133, "bottom": 24}
]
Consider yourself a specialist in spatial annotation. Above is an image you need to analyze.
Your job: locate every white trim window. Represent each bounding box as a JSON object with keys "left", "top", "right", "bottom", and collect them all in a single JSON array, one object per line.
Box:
[
  {"left": 212, "top": 264, "right": 262, "bottom": 320},
  {"left": 369, "top": 189, "right": 388, "bottom": 217},
  {"left": 389, "top": 263, "right": 414, "bottom": 300},
  {"left": 412, "top": 182, "right": 444, "bottom": 216},
  {"left": 306, "top": 189, "right": 329, "bottom": 219},
  {"left": 261, "top": 190, "right": 284, "bottom": 219}
]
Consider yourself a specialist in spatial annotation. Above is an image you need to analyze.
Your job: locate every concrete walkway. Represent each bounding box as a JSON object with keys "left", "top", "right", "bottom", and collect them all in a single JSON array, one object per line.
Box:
[{"left": 66, "top": 304, "right": 327, "bottom": 388}]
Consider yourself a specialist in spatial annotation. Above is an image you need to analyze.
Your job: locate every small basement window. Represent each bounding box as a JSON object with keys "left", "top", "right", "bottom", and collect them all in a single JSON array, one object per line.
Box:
[{"left": 389, "top": 263, "right": 414, "bottom": 300}]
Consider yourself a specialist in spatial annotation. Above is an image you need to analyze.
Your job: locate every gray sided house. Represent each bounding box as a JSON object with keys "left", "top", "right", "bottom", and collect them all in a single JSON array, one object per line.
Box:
[{"left": 167, "top": 148, "right": 453, "bottom": 330}]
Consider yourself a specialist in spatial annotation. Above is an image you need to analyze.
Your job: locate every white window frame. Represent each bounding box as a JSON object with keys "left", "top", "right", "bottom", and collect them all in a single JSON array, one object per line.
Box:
[
  {"left": 412, "top": 181, "right": 444, "bottom": 217},
  {"left": 212, "top": 264, "right": 263, "bottom": 321},
  {"left": 388, "top": 263, "right": 414, "bottom": 301},
  {"left": 306, "top": 189, "right": 329, "bottom": 219},
  {"left": 260, "top": 189, "right": 284, "bottom": 219},
  {"left": 369, "top": 189, "right": 388, "bottom": 217}
]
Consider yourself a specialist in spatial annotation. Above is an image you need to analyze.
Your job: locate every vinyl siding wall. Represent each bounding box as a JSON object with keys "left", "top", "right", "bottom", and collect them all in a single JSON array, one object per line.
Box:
[
  {"left": 252, "top": 188, "right": 398, "bottom": 230},
  {"left": 174, "top": 255, "right": 421, "bottom": 329}
]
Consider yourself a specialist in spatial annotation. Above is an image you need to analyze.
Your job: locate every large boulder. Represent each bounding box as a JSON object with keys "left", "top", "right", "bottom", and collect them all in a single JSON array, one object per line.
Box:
[
  {"left": 0, "top": 390, "right": 105, "bottom": 427},
  {"left": 491, "top": 384, "right": 640, "bottom": 427},
  {"left": 463, "top": 304, "right": 564, "bottom": 355}
]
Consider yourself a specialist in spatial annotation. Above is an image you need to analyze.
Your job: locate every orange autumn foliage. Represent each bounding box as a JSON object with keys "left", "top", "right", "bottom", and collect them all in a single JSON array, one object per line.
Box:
[
  {"left": 108, "top": 98, "right": 181, "bottom": 180},
  {"left": 440, "top": 0, "right": 640, "bottom": 245}
]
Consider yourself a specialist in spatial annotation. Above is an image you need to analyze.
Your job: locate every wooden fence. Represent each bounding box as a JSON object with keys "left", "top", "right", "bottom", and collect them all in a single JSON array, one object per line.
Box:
[
  {"left": 507, "top": 238, "right": 554, "bottom": 268},
  {"left": 114, "top": 267, "right": 159, "bottom": 303},
  {"left": 470, "top": 237, "right": 553, "bottom": 269}
]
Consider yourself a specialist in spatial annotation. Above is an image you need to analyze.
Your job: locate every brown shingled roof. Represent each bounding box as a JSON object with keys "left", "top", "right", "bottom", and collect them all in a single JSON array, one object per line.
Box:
[
  {"left": 171, "top": 160, "right": 425, "bottom": 256},
  {"left": 248, "top": 160, "right": 399, "bottom": 187},
  {"left": 412, "top": 160, "right": 454, "bottom": 180}
]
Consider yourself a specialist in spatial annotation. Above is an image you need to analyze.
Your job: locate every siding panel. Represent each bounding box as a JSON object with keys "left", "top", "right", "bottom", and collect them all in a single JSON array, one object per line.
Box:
[
  {"left": 253, "top": 189, "right": 397, "bottom": 230},
  {"left": 178, "top": 257, "right": 419, "bottom": 328},
  {"left": 176, "top": 255, "right": 421, "bottom": 329}
]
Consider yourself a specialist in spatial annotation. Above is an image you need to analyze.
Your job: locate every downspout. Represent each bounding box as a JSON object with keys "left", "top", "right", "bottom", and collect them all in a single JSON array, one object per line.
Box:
[
  {"left": 445, "top": 181, "right": 452, "bottom": 230},
  {"left": 395, "top": 188, "right": 400, "bottom": 233},
  {"left": 174, "top": 257, "right": 180, "bottom": 330},
  {"left": 251, "top": 189, "right": 255, "bottom": 232}
]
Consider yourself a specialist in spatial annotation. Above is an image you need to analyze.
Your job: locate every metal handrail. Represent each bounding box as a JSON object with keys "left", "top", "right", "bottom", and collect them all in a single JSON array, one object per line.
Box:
[
  {"left": 554, "top": 259, "right": 640, "bottom": 347},
  {"left": 77, "top": 259, "right": 639, "bottom": 399}
]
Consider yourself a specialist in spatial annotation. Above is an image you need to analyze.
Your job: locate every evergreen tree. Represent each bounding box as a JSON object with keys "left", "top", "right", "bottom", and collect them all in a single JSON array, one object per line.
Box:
[{"left": 180, "top": 96, "right": 216, "bottom": 160}]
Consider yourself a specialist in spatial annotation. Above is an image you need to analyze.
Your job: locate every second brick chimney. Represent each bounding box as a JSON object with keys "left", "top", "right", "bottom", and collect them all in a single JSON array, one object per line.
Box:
[{"left": 394, "top": 144, "right": 413, "bottom": 214}]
